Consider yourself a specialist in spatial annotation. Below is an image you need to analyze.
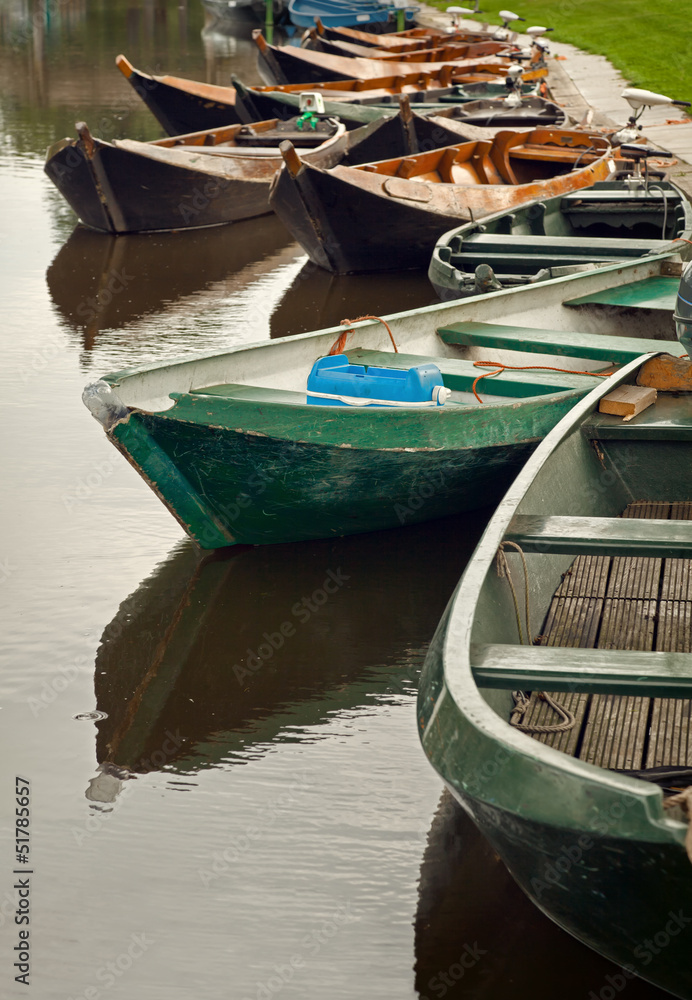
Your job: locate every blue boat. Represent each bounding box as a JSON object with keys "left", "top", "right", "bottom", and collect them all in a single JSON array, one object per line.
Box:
[{"left": 288, "top": 0, "right": 415, "bottom": 30}]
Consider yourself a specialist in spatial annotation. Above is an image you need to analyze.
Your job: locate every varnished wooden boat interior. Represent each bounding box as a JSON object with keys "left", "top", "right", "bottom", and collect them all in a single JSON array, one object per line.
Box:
[
  {"left": 355, "top": 129, "right": 610, "bottom": 186},
  {"left": 314, "top": 19, "right": 515, "bottom": 50}
]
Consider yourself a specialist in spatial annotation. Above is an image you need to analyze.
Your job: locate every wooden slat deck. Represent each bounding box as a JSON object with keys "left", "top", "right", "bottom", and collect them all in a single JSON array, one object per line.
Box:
[{"left": 523, "top": 501, "right": 692, "bottom": 769}]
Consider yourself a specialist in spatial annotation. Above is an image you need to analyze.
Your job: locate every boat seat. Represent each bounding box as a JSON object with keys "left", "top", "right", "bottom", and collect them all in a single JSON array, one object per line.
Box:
[
  {"left": 175, "top": 384, "right": 309, "bottom": 404},
  {"left": 564, "top": 275, "right": 680, "bottom": 310},
  {"left": 560, "top": 189, "right": 678, "bottom": 212},
  {"left": 437, "top": 321, "right": 668, "bottom": 364},
  {"left": 176, "top": 381, "right": 469, "bottom": 407},
  {"left": 508, "top": 144, "right": 600, "bottom": 165},
  {"left": 581, "top": 392, "right": 692, "bottom": 441},
  {"left": 505, "top": 513, "right": 692, "bottom": 557},
  {"left": 470, "top": 643, "right": 692, "bottom": 697},
  {"left": 345, "top": 348, "right": 605, "bottom": 396},
  {"left": 458, "top": 233, "right": 666, "bottom": 258}
]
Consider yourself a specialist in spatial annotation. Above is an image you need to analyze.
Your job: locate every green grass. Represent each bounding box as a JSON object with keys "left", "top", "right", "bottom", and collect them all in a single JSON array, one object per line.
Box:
[{"left": 426, "top": 1, "right": 692, "bottom": 99}]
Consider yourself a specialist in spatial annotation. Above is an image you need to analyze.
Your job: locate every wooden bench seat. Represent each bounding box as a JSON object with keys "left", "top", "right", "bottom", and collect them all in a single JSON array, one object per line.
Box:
[
  {"left": 178, "top": 383, "right": 309, "bottom": 404},
  {"left": 471, "top": 643, "right": 692, "bottom": 697},
  {"left": 460, "top": 233, "right": 665, "bottom": 257},
  {"left": 506, "top": 513, "right": 692, "bottom": 558},
  {"left": 346, "top": 348, "right": 605, "bottom": 397},
  {"left": 582, "top": 394, "right": 692, "bottom": 441},
  {"left": 437, "top": 321, "right": 666, "bottom": 364}
]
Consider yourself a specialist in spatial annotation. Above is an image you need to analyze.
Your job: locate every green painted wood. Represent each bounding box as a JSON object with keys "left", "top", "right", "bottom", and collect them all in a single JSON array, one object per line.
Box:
[
  {"left": 470, "top": 643, "right": 692, "bottom": 697},
  {"left": 506, "top": 513, "right": 692, "bottom": 557},
  {"left": 347, "top": 349, "right": 605, "bottom": 397},
  {"left": 111, "top": 416, "right": 235, "bottom": 548},
  {"left": 180, "top": 383, "right": 308, "bottom": 404},
  {"left": 582, "top": 394, "right": 692, "bottom": 440},
  {"left": 437, "top": 322, "right": 666, "bottom": 363},
  {"left": 564, "top": 275, "right": 680, "bottom": 309}
]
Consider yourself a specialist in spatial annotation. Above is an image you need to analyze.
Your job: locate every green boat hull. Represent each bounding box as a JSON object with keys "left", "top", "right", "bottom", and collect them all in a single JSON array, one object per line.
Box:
[
  {"left": 418, "top": 356, "right": 692, "bottom": 997},
  {"left": 111, "top": 390, "right": 586, "bottom": 547},
  {"left": 420, "top": 609, "right": 692, "bottom": 998}
]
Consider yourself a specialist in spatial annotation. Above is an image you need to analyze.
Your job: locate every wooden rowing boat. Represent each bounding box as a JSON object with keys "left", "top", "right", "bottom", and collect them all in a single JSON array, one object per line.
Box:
[
  {"left": 313, "top": 19, "right": 516, "bottom": 50},
  {"left": 417, "top": 287, "right": 692, "bottom": 996},
  {"left": 253, "top": 29, "right": 521, "bottom": 86},
  {"left": 288, "top": 0, "right": 413, "bottom": 29},
  {"left": 270, "top": 127, "right": 614, "bottom": 273},
  {"left": 43, "top": 107, "right": 496, "bottom": 233},
  {"left": 43, "top": 117, "right": 346, "bottom": 233},
  {"left": 304, "top": 35, "right": 514, "bottom": 62},
  {"left": 232, "top": 75, "right": 554, "bottom": 123},
  {"left": 115, "top": 53, "right": 532, "bottom": 136},
  {"left": 82, "top": 250, "right": 687, "bottom": 549},
  {"left": 429, "top": 172, "right": 692, "bottom": 298}
]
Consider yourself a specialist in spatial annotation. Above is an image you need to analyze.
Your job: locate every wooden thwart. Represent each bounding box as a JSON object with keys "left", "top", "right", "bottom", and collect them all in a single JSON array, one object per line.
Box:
[{"left": 521, "top": 501, "right": 692, "bottom": 768}]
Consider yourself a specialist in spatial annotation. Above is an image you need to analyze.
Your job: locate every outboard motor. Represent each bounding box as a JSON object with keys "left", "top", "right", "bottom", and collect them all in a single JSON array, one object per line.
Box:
[{"left": 674, "top": 260, "right": 692, "bottom": 360}]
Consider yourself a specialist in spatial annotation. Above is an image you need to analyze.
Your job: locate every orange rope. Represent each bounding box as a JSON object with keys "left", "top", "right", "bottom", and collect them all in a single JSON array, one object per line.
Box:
[
  {"left": 674, "top": 238, "right": 692, "bottom": 246},
  {"left": 337, "top": 315, "right": 399, "bottom": 353},
  {"left": 470, "top": 360, "right": 612, "bottom": 404}
]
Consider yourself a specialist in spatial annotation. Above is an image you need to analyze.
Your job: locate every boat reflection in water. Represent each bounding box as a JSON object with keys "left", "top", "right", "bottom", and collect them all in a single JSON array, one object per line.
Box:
[
  {"left": 269, "top": 256, "right": 438, "bottom": 339},
  {"left": 89, "top": 510, "right": 490, "bottom": 782},
  {"left": 415, "top": 791, "right": 672, "bottom": 999},
  {"left": 46, "top": 213, "right": 299, "bottom": 347}
]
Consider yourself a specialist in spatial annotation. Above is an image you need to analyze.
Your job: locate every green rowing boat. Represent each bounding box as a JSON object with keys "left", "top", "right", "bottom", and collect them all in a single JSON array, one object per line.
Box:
[
  {"left": 417, "top": 269, "right": 692, "bottom": 997},
  {"left": 83, "top": 250, "right": 688, "bottom": 549}
]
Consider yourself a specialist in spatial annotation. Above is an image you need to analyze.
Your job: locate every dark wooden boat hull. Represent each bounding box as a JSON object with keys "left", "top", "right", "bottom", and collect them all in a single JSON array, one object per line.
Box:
[
  {"left": 116, "top": 54, "right": 492, "bottom": 135},
  {"left": 254, "top": 31, "right": 510, "bottom": 86},
  {"left": 269, "top": 133, "right": 613, "bottom": 273},
  {"left": 44, "top": 112, "right": 477, "bottom": 233},
  {"left": 44, "top": 138, "right": 278, "bottom": 232}
]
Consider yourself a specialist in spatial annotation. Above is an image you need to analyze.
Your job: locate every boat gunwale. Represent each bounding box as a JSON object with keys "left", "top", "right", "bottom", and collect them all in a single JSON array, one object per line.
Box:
[
  {"left": 423, "top": 353, "right": 687, "bottom": 837},
  {"left": 99, "top": 251, "right": 684, "bottom": 403}
]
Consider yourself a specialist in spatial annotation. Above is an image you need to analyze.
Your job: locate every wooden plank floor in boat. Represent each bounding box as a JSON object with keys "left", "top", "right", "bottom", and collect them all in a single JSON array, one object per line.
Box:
[{"left": 524, "top": 501, "right": 692, "bottom": 768}]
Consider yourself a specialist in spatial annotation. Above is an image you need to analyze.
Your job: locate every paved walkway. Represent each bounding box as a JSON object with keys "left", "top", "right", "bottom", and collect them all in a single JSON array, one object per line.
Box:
[{"left": 414, "top": 7, "right": 692, "bottom": 196}]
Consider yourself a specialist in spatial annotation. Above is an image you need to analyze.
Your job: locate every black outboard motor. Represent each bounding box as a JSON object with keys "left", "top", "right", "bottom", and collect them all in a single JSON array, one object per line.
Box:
[{"left": 674, "top": 259, "right": 692, "bottom": 359}]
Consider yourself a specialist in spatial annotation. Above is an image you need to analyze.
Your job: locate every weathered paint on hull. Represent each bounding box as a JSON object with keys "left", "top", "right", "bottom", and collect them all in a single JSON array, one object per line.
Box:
[
  {"left": 270, "top": 151, "right": 612, "bottom": 273},
  {"left": 108, "top": 380, "right": 592, "bottom": 547},
  {"left": 111, "top": 412, "right": 536, "bottom": 547},
  {"left": 45, "top": 141, "right": 276, "bottom": 233},
  {"left": 419, "top": 615, "right": 692, "bottom": 999}
]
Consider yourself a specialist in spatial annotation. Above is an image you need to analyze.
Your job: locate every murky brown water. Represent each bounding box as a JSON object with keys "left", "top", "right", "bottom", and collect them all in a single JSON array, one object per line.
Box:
[{"left": 0, "top": 2, "right": 673, "bottom": 998}]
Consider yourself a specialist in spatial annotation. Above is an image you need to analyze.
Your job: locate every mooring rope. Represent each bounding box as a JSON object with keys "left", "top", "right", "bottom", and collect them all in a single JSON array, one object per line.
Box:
[
  {"left": 471, "top": 360, "right": 612, "bottom": 404},
  {"left": 331, "top": 314, "right": 399, "bottom": 356},
  {"left": 497, "top": 541, "right": 576, "bottom": 735}
]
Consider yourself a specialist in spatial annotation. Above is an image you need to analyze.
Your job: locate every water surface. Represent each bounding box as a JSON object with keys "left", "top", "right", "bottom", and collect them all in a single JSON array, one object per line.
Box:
[{"left": 0, "top": 3, "right": 672, "bottom": 998}]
